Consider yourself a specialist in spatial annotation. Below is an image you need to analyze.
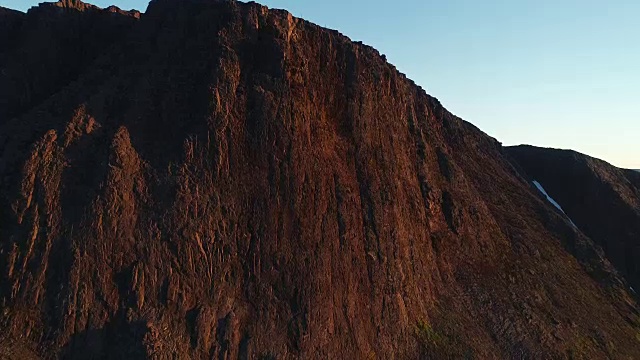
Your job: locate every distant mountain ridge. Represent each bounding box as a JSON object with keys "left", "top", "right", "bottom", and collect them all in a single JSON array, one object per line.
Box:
[{"left": 508, "top": 145, "right": 640, "bottom": 292}]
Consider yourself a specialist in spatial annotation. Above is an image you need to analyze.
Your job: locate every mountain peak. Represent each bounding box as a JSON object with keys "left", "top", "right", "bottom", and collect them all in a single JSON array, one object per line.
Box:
[{"left": 30, "top": 0, "right": 140, "bottom": 17}]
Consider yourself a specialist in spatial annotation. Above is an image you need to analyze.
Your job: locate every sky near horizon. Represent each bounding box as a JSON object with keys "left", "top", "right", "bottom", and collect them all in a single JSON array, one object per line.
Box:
[{"left": 3, "top": 0, "right": 639, "bottom": 168}]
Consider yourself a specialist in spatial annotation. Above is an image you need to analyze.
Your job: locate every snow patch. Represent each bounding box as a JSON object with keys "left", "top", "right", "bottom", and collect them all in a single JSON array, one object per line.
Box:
[{"left": 532, "top": 180, "right": 577, "bottom": 228}]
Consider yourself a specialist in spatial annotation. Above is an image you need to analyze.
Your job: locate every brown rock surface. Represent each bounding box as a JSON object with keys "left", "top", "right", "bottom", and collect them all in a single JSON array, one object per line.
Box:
[
  {"left": 507, "top": 145, "right": 640, "bottom": 293},
  {"left": 1, "top": 1, "right": 639, "bottom": 358}
]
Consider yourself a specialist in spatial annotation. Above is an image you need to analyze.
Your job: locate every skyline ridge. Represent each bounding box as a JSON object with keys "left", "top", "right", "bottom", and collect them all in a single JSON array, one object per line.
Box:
[{"left": 1, "top": 0, "right": 638, "bottom": 168}]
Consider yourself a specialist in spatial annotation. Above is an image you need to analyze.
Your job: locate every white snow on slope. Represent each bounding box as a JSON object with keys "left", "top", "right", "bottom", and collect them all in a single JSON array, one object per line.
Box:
[{"left": 532, "top": 180, "right": 577, "bottom": 229}]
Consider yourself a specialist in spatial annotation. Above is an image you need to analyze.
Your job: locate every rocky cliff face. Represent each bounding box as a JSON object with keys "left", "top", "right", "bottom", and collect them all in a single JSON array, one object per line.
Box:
[
  {"left": 0, "top": 7, "right": 24, "bottom": 51},
  {"left": 507, "top": 145, "right": 640, "bottom": 293},
  {"left": 0, "top": 1, "right": 139, "bottom": 123},
  {"left": 1, "top": 1, "right": 640, "bottom": 359}
]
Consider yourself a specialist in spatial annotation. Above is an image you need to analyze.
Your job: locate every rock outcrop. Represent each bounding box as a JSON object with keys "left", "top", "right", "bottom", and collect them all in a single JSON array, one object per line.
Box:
[{"left": 1, "top": 1, "right": 639, "bottom": 358}]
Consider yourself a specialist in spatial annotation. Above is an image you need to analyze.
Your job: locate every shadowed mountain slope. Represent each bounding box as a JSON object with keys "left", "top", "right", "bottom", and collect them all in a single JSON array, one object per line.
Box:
[
  {"left": 0, "top": 7, "right": 24, "bottom": 50},
  {"left": 1, "top": 1, "right": 640, "bottom": 358},
  {"left": 0, "top": 0, "right": 140, "bottom": 124},
  {"left": 508, "top": 145, "right": 640, "bottom": 293}
]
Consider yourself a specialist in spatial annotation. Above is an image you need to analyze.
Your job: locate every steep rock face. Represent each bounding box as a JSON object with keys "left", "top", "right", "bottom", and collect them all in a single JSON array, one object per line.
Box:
[
  {"left": 1, "top": 1, "right": 640, "bottom": 358},
  {"left": 507, "top": 145, "right": 640, "bottom": 292},
  {"left": 0, "top": 7, "right": 25, "bottom": 52},
  {"left": 0, "top": 0, "right": 140, "bottom": 123}
]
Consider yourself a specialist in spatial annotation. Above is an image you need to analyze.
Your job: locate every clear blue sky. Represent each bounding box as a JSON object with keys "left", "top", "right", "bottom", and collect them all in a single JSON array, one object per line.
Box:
[{"left": 4, "top": 0, "right": 639, "bottom": 168}]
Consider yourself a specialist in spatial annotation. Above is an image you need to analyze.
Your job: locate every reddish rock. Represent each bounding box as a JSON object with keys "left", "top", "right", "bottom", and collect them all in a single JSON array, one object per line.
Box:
[{"left": 1, "top": 1, "right": 639, "bottom": 358}]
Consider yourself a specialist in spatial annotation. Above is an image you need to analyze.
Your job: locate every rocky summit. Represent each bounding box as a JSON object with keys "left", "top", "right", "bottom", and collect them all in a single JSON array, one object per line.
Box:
[{"left": 1, "top": 1, "right": 639, "bottom": 359}]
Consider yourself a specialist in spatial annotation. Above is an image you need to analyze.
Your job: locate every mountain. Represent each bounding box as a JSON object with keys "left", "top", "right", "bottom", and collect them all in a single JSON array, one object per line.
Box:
[
  {"left": 507, "top": 145, "right": 640, "bottom": 292},
  {"left": 1, "top": 1, "right": 639, "bottom": 358}
]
